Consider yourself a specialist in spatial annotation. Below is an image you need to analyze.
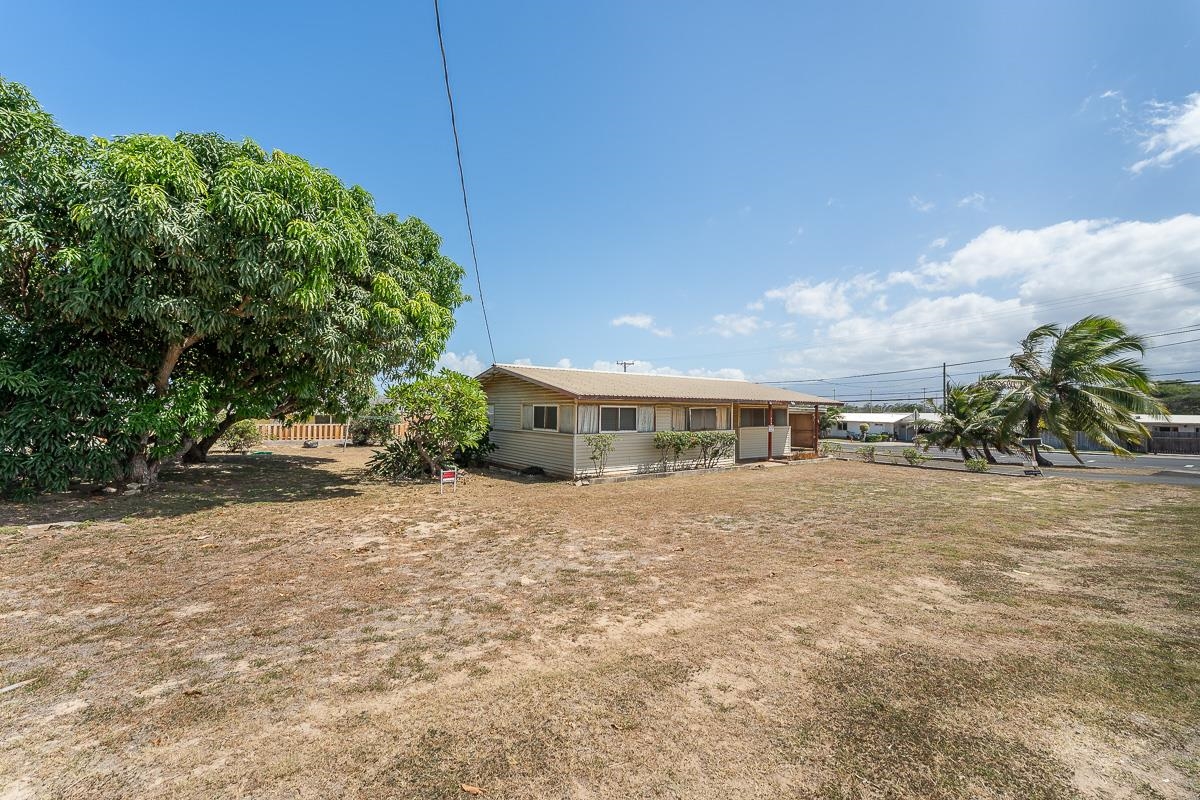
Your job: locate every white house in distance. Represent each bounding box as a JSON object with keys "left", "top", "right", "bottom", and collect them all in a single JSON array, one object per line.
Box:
[
  {"left": 477, "top": 364, "right": 841, "bottom": 478},
  {"left": 824, "top": 410, "right": 942, "bottom": 441}
]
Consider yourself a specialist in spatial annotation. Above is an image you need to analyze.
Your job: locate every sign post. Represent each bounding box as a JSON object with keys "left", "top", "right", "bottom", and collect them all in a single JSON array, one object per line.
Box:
[
  {"left": 1020, "top": 437, "right": 1043, "bottom": 477},
  {"left": 439, "top": 466, "right": 457, "bottom": 494}
]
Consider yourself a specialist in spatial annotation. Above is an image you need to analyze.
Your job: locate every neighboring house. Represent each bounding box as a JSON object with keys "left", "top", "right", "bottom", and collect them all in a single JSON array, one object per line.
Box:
[
  {"left": 1134, "top": 414, "right": 1200, "bottom": 454},
  {"left": 477, "top": 364, "right": 841, "bottom": 478},
  {"left": 824, "top": 410, "right": 943, "bottom": 442}
]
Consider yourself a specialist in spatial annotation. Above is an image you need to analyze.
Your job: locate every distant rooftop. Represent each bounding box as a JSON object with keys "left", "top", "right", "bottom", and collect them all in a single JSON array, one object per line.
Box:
[
  {"left": 478, "top": 363, "right": 841, "bottom": 405},
  {"left": 1135, "top": 413, "right": 1200, "bottom": 425}
]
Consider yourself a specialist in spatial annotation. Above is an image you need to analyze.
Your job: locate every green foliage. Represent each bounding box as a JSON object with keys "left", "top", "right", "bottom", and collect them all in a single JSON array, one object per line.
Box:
[
  {"left": 902, "top": 447, "right": 928, "bottom": 466},
  {"left": 819, "top": 406, "right": 844, "bottom": 432},
  {"left": 989, "top": 316, "right": 1167, "bottom": 462},
  {"left": 0, "top": 78, "right": 467, "bottom": 495},
  {"left": 864, "top": 433, "right": 891, "bottom": 442},
  {"left": 584, "top": 433, "right": 616, "bottom": 477},
  {"left": 964, "top": 458, "right": 989, "bottom": 473},
  {"left": 653, "top": 430, "right": 697, "bottom": 471},
  {"left": 1154, "top": 380, "right": 1200, "bottom": 414},
  {"left": 453, "top": 426, "right": 496, "bottom": 467},
  {"left": 348, "top": 416, "right": 397, "bottom": 447},
  {"left": 218, "top": 420, "right": 264, "bottom": 453},
  {"left": 859, "top": 445, "right": 876, "bottom": 463},
  {"left": 695, "top": 430, "right": 737, "bottom": 468},
  {"left": 819, "top": 441, "right": 843, "bottom": 457},
  {"left": 858, "top": 423, "right": 870, "bottom": 435},
  {"left": 365, "top": 438, "right": 425, "bottom": 480},
  {"left": 381, "top": 370, "right": 488, "bottom": 475}
]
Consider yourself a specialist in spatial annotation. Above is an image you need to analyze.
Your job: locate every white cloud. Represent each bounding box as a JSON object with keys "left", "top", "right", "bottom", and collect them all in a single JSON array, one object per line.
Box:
[
  {"left": 929, "top": 237, "right": 948, "bottom": 249},
  {"left": 1131, "top": 92, "right": 1200, "bottom": 173},
  {"left": 611, "top": 313, "right": 672, "bottom": 337},
  {"left": 555, "top": 358, "right": 572, "bottom": 368},
  {"left": 764, "top": 279, "right": 854, "bottom": 319},
  {"left": 588, "top": 360, "right": 745, "bottom": 380},
  {"left": 910, "top": 195, "right": 935, "bottom": 213},
  {"left": 746, "top": 299, "right": 765, "bottom": 311},
  {"left": 436, "top": 350, "right": 484, "bottom": 375},
  {"left": 513, "top": 357, "right": 533, "bottom": 366},
  {"left": 957, "top": 192, "right": 987, "bottom": 210},
  {"left": 711, "top": 313, "right": 765, "bottom": 337},
  {"left": 768, "top": 214, "right": 1200, "bottom": 379}
]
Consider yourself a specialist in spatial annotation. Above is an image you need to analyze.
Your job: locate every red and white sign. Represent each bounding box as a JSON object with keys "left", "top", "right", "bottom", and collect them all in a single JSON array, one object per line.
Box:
[{"left": 439, "top": 468, "right": 457, "bottom": 493}]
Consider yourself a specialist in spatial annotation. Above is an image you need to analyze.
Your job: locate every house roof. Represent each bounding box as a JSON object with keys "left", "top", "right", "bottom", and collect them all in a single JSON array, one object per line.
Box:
[
  {"left": 478, "top": 364, "right": 842, "bottom": 405},
  {"left": 836, "top": 412, "right": 916, "bottom": 424},
  {"left": 1135, "top": 414, "right": 1200, "bottom": 425}
]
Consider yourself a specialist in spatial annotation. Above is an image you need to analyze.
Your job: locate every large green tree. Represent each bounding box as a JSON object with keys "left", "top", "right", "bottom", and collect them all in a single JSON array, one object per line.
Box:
[
  {"left": 1, "top": 78, "right": 466, "bottom": 493},
  {"left": 990, "top": 316, "right": 1167, "bottom": 465}
]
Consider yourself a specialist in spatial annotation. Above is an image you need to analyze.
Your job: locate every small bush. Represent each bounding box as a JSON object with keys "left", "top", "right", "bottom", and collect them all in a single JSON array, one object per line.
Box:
[
  {"left": 865, "top": 433, "right": 891, "bottom": 442},
  {"left": 902, "top": 447, "right": 928, "bottom": 466},
  {"left": 819, "top": 441, "right": 843, "bottom": 457},
  {"left": 365, "top": 438, "right": 426, "bottom": 480},
  {"left": 653, "top": 430, "right": 698, "bottom": 471},
  {"left": 585, "top": 433, "right": 616, "bottom": 477},
  {"left": 454, "top": 427, "right": 496, "bottom": 467},
  {"left": 218, "top": 420, "right": 263, "bottom": 453},
  {"left": 695, "top": 430, "right": 737, "bottom": 468},
  {"left": 964, "top": 458, "right": 989, "bottom": 473},
  {"left": 348, "top": 416, "right": 396, "bottom": 446},
  {"left": 859, "top": 445, "right": 876, "bottom": 463}
]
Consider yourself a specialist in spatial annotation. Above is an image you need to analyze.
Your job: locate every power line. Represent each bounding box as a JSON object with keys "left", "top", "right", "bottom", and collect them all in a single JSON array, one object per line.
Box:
[
  {"left": 640, "top": 275, "right": 1200, "bottom": 365},
  {"left": 433, "top": 0, "right": 496, "bottom": 364}
]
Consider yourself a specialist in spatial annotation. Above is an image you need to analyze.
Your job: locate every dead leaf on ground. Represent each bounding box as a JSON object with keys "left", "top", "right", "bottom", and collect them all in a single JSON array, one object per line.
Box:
[{"left": 460, "top": 784, "right": 484, "bottom": 795}]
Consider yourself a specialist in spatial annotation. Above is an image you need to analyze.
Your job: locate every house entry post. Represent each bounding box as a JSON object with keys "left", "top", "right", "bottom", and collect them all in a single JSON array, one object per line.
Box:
[{"left": 767, "top": 402, "right": 773, "bottom": 461}]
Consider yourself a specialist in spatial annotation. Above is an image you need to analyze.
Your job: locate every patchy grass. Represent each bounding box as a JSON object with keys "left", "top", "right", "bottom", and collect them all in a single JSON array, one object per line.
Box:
[{"left": 0, "top": 448, "right": 1197, "bottom": 798}]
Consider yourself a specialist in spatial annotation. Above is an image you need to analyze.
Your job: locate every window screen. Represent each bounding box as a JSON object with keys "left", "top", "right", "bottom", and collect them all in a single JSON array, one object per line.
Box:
[
  {"left": 689, "top": 408, "right": 718, "bottom": 431},
  {"left": 533, "top": 405, "right": 558, "bottom": 431},
  {"left": 600, "top": 406, "right": 637, "bottom": 431},
  {"left": 739, "top": 408, "right": 767, "bottom": 427}
]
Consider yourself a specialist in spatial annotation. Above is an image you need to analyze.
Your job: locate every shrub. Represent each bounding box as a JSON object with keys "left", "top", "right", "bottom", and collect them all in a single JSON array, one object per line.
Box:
[
  {"left": 865, "top": 433, "right": 890, "bottom": 442},
  {"left": 965, "top": 458, "right": 989, "bottom": 473},
  {"left": 859, "top": 445, "right": 876, "bottom": 463},
  {"left": 218, "top": 420, "right": 263, "bottom": 453},
  {"left": 366, "top": 438, "right": 426, "bottom": 480},
  {"left": 454, "top": 426, "right": 496, "bottom": 467},
  {"left": 819, "top": 441, "right": 843, "bottom": 457},
  {"left": 695, "top": 430, "right": 737, "bottom": 468},
  {"left": 348, "top": 416, "right": 396, "bottom": 446},
  {"left": 585, "top": 433, "right": 616, "bottom": 477},
  {"left": 653, "top": 430, "right": 697, "bottom": 471},
  {"left": 902, "top": 447, "right": 928, "bottom": 466}
]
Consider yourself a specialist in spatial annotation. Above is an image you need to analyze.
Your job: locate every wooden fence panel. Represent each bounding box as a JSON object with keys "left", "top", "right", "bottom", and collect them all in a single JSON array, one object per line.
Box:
[{"left": 254, "top": 423, "right": 407, "bottom": 442}]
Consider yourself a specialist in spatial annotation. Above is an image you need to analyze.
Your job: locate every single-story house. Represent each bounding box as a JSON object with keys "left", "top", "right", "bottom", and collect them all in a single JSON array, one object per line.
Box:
[
  {"left": 1134, "top": 414, "right": 1200, "bottom": 454},
  {"left": 825, "top": 410, "right": 942, "bottom": 442},
  {"left": 477, "top": 364, "right": 841, "bottom": 478}
]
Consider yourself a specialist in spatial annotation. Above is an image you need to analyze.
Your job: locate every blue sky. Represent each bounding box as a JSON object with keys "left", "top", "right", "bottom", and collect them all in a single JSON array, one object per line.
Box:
[{"left": 5, "top": 1, "right": 1198, "bottom": 401}]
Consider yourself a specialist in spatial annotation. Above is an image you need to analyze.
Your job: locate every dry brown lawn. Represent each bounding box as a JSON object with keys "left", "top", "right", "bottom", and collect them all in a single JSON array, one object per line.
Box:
[{"left": 1, "top": 448, "right": 1197, "bottom": 799}]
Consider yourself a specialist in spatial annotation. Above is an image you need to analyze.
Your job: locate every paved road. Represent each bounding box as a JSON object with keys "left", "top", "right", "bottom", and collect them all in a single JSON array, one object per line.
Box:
[{"left": 827, "top": 440, "right": 1200, "bottom": 485}]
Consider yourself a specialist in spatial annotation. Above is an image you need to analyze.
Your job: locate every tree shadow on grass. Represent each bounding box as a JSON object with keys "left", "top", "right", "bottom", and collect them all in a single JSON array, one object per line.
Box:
[{"left": 0, "top": 453, "right": 364, "bottom": 526}]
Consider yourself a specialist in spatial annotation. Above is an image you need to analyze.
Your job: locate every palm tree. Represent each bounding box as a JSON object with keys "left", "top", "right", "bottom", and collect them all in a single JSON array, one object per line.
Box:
[
  {"left": 922, "top": 384, "right": 989, "bottom": 461},
  {"left": 989, "top": 316, "right": 1167, "bottom": 465},
  {"left": 969, "top": 373, "right": 1023, "bottom": 464}
]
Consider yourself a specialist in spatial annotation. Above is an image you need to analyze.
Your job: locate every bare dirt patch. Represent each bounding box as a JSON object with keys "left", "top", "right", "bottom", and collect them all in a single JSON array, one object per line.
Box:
[{"left": 1, "top": 450, "right": 1197, "bottom": 799}]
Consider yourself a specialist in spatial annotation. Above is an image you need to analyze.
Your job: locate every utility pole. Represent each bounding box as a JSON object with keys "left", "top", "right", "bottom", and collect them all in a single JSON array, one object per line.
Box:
[
  {"left": 617, "top": 360, "right": 636, "bottom": 373},
  {"left": 942, "top": 362, "right": 948, "bottom": 409}
]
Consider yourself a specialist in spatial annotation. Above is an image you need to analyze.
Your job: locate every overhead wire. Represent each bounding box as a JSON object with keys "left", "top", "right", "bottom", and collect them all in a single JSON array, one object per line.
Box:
[{"left": 433, "top": 0, "right": 497, "bottom": 364}]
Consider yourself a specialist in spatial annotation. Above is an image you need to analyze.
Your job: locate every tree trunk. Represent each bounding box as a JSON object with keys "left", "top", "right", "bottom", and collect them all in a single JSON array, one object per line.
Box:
[
  {"left": 1036, "top": 452, "right": 1054, "bottom": 467},
  {"left": 960, "top": 446, "right": 973, "bottom": 461},
  {"left": 181, "top": 413, "right": 239, "bottom": 464},
  {"left": 981, "top": 442, "right": 998, "bottom": 464},
  {"left": 124, "top": 448, "right": 160, "bottom": 486}
]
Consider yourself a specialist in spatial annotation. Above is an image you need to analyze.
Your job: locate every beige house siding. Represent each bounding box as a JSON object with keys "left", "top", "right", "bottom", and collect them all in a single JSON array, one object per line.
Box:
[
  {"left": 481, "top": 373, "right": 796, "bottom": 478},
  {"left": 483, "top": 374, "right": 577, "bottom": 477}
]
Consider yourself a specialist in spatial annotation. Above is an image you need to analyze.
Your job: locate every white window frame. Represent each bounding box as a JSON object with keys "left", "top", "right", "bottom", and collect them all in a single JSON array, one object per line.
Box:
[
  {"left": 532, "top": 404, "right": 558, "bottom": 432},
  {"left": 688, "top": 407, "right": 719, "bottom": 431},
  {"left": 600, "top": 405, "right": 638, "bottom": 432}
]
